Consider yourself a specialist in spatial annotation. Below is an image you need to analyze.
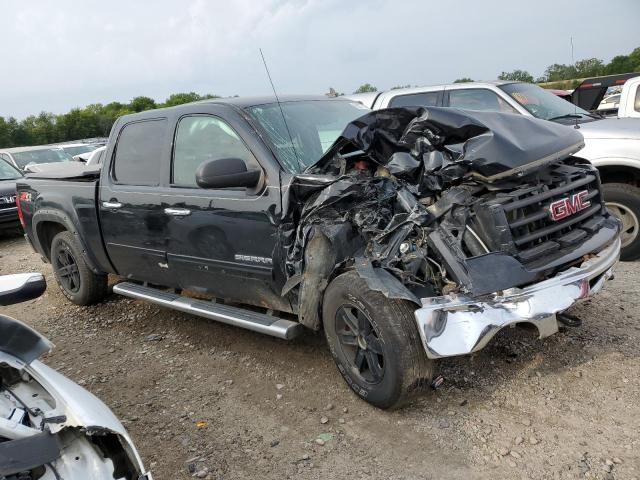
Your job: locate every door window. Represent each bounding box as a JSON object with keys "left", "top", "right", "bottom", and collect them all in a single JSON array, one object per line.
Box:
[
  {"left": 113, "top": 119, "right": 167, "bottom": 185},
  {"left": 172, "top": 115, "right": 256, "bottom": 187},
  {"left": 448, "top": 89, "right": 518, "bottom": 113},
  {"left": 389, "top": 91, "right": 440, "bottom": 108}
]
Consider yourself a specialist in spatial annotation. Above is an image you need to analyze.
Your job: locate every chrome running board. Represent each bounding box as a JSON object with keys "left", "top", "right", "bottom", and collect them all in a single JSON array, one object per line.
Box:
[{"left": 113, "top": 282, "right": 303, "bottom": 340}]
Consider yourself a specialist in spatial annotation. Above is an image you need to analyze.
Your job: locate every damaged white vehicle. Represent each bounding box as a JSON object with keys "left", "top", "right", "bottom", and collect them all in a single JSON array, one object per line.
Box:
[{"left": 0, "top": 273, "right": 151, "bottom": 480}]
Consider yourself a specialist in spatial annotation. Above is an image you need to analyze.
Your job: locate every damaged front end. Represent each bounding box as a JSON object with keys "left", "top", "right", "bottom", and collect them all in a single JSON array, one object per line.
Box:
[
  {"left": 282, "top": 107, "right": 620, "bottom": 356},
  {"left": 0, "top": 296, "right": 151, "bottom": 480}
]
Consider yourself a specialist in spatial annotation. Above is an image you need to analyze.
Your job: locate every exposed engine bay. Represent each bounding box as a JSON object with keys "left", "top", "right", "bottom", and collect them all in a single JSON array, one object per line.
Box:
[
  {"left": 0, "top": 359, "right": 145, "bottom": 480},
  {"left": 280, "top": 107, "right": 620, "bottom": 327},
  {"left": 0, "top": 310, "right": 148, "bottom": 480}
]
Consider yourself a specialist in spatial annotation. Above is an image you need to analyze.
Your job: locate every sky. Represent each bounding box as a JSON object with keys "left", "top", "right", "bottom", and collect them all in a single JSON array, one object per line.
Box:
[{"left": 1, "top": 0, "right": 639, "bottom": 119}]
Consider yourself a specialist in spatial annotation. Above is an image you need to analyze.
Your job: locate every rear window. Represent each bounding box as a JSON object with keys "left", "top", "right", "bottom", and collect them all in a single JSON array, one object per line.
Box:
[{"left": 113, "top": 119, "right": 167, "bottom": 185}]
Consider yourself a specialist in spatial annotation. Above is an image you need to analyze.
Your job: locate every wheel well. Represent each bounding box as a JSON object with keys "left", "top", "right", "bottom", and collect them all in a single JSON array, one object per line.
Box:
[
  {"left": 36, "top": 221, "right": 67, "bottom": 261},
  {"left": 596, "top": 165, "right": 640, "bottom": 187}
]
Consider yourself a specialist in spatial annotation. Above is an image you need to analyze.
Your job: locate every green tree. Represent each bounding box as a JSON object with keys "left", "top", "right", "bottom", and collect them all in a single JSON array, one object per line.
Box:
[
  {"left": 129, "top": 96, "right": 157, "bottom": 113},
  {"left": 22, "top": 112, "right": 58, "bottom": 144},
  {"left": 0, "top": 91, "right": 221, "bottom": 148},
  {"left": 353, "top": 83, "right": 377, "bottom": 94},
  {"left": 542, "top": 63, "right": 578, "bottom": 82},
  {"left": 605, "top": 54, "right": 636, "bottom": 75},
  {"left": 453, "top": 77, "right": 474, "bottom": 83},
  {"left": 574, "top": 58, "right": 605, "bottom": 77},
  {"left": 5, "top": 117, "right": 31, "bottom": 146},
  {"left": 163, "top": 92, "right": 203, "bottom": 107},
  {"left": 498, "top": 70, "right": 534, "bottom": 83},
  {"left": 629, "top": 47, "right": 640, "bottom": 70},
  {"left": 0, "top": 117, "right": 12, "bottom": 147}
]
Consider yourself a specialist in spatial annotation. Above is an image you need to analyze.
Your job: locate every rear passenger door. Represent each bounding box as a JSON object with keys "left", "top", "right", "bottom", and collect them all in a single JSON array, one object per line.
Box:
[
  {"left": 99, "top": 118, "right": 176, "bottom": 285},
  {"left": 163, "top": 110, "right": 291, "bottom": 312}
]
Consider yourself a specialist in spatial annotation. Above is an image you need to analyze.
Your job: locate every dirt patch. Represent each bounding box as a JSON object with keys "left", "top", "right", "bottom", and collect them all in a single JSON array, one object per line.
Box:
[{"left": 1, "top": 228, "right": 638, "bottom": 479}]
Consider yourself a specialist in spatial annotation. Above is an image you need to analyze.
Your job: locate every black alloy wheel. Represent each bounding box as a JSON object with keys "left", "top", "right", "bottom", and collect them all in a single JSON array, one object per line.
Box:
[
  {"left": 335, "top": 304, "right": 385, "bottom": 384},
  {"left": 53, "top": 243, "right": 81, "bottom": 293}
]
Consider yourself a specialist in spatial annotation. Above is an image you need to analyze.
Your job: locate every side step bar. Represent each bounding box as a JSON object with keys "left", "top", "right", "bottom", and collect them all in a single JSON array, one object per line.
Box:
[{"left": 112, "top": 282, "right": 303, "bottom": 340}]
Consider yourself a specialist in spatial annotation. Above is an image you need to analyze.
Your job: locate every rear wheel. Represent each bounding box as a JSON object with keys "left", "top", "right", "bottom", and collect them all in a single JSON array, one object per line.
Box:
[
  {"left": 323, "top": 271, "right": 434, "bottom": 409},
  {"left": 603, "top": 183, "right": 640, "bottom": 261},
  {"left": 51, "top": 231, "right": 107, "bottom": 305}
]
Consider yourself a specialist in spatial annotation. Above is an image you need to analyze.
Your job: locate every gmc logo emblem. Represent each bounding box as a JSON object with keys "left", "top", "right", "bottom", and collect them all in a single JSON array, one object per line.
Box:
[{"left": 549, "top": 190, "right": 591, "bottom": 221}]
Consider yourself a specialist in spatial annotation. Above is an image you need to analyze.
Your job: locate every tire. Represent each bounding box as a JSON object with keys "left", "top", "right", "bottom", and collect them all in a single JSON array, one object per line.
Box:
[
  {"left": 323, "top": 271, "right": 434, "bottom": 409},
  {"left": 602, "top": 183, "right": 640, "bottom": 261},
  {"left": 50, "top": 230, "right": 107, "bottom": 305}
]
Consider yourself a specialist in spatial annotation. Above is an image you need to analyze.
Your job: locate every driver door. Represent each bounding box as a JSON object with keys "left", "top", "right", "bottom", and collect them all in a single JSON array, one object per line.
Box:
[{"left": 163, "top": 113, "right": 291, "bottom": 312}]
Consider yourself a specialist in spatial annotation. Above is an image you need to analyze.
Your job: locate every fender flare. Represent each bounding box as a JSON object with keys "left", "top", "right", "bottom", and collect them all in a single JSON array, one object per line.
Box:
[{"left": 31, "top": 210, "right": 104, "bottom": 275}]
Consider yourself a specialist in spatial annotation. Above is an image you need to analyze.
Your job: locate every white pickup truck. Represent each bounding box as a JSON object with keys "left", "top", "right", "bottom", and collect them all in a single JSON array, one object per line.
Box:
[
  {"left": 618, "top": 76, "right": 640, "bottom": 118},
  {"left": 346, "top": 81, "right": 640, "bottom": 260}
]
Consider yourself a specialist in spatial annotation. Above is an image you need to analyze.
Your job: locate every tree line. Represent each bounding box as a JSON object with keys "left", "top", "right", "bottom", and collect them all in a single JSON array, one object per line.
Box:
[
  {"left": 352, "top": 46, "right": 640, "bottom": 93},
  {"left": 3, "top": 46, "right": 639, "bottom": 149},
  {"left": 0, "top": 92, "right": 219, "bottom": 149}
]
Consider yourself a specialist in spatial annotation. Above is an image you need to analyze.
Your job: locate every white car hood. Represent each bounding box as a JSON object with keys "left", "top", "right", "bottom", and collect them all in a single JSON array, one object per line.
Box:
[
  {"left": 578, "top": 117, "right": 640, "bottom": 140},
  {"left": 27, "top": 359, "right": 131, "bottom": 437},
  {"left": 0, "top": 315, "right": 151, "bottom": 479}
]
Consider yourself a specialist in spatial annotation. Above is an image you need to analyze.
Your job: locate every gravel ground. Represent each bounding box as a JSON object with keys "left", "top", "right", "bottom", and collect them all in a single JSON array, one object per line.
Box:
[{"left": 1, "top": 228, "right": 639, "bottom": 479}]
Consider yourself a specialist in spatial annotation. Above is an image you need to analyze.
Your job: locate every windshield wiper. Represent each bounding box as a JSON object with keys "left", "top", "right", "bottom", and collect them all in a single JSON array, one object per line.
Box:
[{"left": 547, "top": 113, "right": 583, "bottom": 122}]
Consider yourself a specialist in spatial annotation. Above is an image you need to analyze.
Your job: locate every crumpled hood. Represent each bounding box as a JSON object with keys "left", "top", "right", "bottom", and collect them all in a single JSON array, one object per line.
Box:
[
  {"left": 577, "top": 117, "right": 640, "bottom": 140},
  {"left": 311, "top": 106, "right": 585, "bottom": 180}
]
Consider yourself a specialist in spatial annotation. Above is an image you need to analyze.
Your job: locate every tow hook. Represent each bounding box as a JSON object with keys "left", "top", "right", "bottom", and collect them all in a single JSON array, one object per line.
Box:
[
  {"left": 430, "top": 375, "right": 445, "bottom": 390},
  {"left": 557, "top": 312, "right": 582, "bottom": 327}
]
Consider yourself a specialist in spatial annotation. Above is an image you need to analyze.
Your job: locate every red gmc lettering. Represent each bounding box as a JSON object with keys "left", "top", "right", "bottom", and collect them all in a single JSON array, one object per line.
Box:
[{"left": 549, "top": 190, "right": 591, "bottom": 221}]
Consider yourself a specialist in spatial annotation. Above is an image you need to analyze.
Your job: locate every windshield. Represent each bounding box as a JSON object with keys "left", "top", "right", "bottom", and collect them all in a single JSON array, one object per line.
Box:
[
  {"left": 499, "top": 83, "right": 593, "bottom": 121},
  {"left": 62, "top": 144, "right": 98, "bottom": 156},
  {"left": 11, "top": 148, "right": 73, "bottom": 169},
  {"left": 247, "top": 100, "right": 371, "bottom": 173},
  {"left": 0, "top": 159, "right": 22, "bottom": 180}
]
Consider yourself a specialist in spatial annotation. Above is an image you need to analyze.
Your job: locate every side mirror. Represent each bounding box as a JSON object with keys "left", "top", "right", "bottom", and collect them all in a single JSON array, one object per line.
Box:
[
  {"left": 0, "top": 273, "right": 47, "bottom": 306},
  {"left": 195, "top": 158, "right": 261, "bottom": 189}
]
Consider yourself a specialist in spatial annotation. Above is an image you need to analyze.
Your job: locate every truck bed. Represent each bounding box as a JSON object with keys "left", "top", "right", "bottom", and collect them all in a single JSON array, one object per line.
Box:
[{"left": 16, "top": 175, "right": 114, "bottom": 275}]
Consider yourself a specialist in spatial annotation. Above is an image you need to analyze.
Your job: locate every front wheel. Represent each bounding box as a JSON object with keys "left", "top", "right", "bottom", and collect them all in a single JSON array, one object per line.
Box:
[
  {"left": 50, "top": 230, "right": 107, "bottom": 305},
  {"left": 323, "top": 271, "right": 434, "bottom": 409},
  {"left": 603, "top": 183, "right": 640, "bottom": 261}
]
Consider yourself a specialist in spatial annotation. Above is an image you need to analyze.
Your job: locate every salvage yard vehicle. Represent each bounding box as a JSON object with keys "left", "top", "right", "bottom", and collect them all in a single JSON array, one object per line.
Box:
[
  {"left": 616, "top": 76, "right": 640, "bottom": 119},
  {"left": 0, "top": 160, "right": 21, "bottom": 231},
  {"left": 0, "top": 146, "right": 74, "bottom": 173},
  {"left": 74, "top": 145, "right": 106, "bottom": 165},
  {"left": 346, "top": 81, "right": 640, "bottom": 260},
  {"left": 16, "top": 96, "right": 620, "bottom": 408},
  {"left": 0, "top": 273, "right": 152, "bottom": 479}
]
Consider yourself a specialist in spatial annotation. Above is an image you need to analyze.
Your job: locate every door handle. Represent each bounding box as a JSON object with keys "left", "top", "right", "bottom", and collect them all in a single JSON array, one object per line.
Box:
[
  {"left": 102, "top": 201, "right": 123, "bottom": 209},
  {"left": 164, "top": 208, "right": 191, "bottom": 216}
]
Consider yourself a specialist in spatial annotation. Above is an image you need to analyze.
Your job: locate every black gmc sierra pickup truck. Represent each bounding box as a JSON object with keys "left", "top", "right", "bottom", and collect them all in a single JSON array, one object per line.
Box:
[{"left": 17, "top": 96, "right": 621, "bottom": 408}]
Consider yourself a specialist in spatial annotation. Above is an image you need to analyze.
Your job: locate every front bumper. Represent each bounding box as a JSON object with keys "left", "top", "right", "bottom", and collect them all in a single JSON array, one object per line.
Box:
[
  {"left": 414, "top": 237, "right": 620, "bottom": 359},
  {"left": 0, "top": 206, "right": 18, "bottom": 227}
]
